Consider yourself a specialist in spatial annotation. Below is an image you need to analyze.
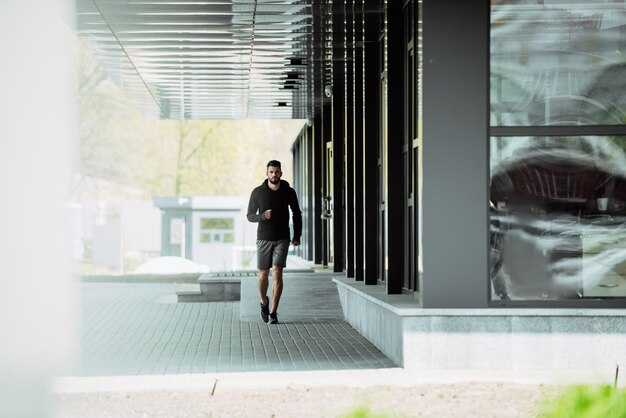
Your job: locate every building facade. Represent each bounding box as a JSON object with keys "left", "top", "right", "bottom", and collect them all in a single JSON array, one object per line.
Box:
[
  {"left": 293, "top": 0, "right": 626, "bottom": 306},
  {"left": 154, "top": 196, "right": 257, "bottom": 271},
  {"left": 290, "top": 1, "right": 626, "bottom": 369},
  {"left": 74, "top": 0, "right": 626, "bottom": 370}
]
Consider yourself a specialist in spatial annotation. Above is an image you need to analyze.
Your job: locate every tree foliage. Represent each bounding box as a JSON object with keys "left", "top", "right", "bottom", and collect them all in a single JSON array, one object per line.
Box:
[{"left": 74, "top": 38, "right": 304, "bottom": 202}]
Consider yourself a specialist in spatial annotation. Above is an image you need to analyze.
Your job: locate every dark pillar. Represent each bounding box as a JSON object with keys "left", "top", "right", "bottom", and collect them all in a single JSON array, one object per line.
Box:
[
  {"left": 383, "top": 0, "right": 404, "bottom": 294},
  {"left": 353, "top": 0, "right": 364, "bottom": 281},
  {"left": 322, "top": 101, "right": 332, "bottom": 267},
  {"left": 313, "top": 115, "right": 324, "bottom": 265},
  {"left": 306, "top": 124, "right": 314, "bottom": 260},
  {"left": 332, "top": 1, "right": 345, "bottom": 273},
  {"left": 344, "top": 0, "right": 355, "bottom": 277},
  {"left": 362, "top": 2, "right": 379, "bottom": 285},
  {"left": 311, "top": 1, "right": 324, "bottom": 266},
  {"left": 421, "top": 1, "right": 489, "bottom": 307}
]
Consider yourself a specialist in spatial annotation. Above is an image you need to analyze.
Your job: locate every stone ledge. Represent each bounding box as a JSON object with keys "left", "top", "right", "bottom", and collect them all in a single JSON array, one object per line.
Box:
[
  {"left": 177, "top": 273, "right": 241, "bottom": 302},
  {"left": 332, "top": 278, "right": 420, "bottom": 316},
  {"left": 333, "top": 277, "right": 626, "bottom": 370},
  {"left": 333, "top": 277, "right": 626, "bottom": 317}
]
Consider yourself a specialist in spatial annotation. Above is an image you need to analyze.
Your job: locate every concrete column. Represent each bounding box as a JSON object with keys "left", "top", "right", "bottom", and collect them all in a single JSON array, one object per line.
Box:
[
  {"left": 353, "top": 0, "right": 365, "bottom": 281},
  {"left": 0, "top": 1, "right": 78, "bottom": 416},
  {"left": 344, "top": 0, "right": 355, "bottom": 277},
  {"left": 362, "top": 2, "right": 380, "bottom": 285},
  {"left": 332, "top": 2, "right": 345, "bottom": 273},
  {"left": 421, "top": 1, "right": 489, "bottom": 307}
]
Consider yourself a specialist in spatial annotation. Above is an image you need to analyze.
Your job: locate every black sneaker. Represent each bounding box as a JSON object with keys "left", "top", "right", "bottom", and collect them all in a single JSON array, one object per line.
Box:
[
  {"left": 269, "top": 312, "right": 279, "bottom": 324},
  {"left": 260, "top": 302, "right": 270, "bottom": 323}
]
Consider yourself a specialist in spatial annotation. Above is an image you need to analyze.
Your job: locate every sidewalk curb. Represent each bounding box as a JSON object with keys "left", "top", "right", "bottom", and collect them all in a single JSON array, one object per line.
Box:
[{"left": 52, "top": 368, "right": 613, "bottom": 394}]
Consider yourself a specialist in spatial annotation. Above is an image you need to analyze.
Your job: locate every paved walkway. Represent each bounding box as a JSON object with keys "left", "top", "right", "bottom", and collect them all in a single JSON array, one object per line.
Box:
[{"left": 71, "top": 270, "right": 395, "bottom": 377}]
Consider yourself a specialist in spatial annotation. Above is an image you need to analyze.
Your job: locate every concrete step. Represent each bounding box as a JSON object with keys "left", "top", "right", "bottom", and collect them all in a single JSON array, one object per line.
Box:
[{"left": 177, "top": 273, "right": 241, "bottom": 302}]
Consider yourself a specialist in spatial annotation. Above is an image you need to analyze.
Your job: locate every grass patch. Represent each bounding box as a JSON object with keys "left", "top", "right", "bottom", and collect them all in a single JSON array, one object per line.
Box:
[
  {"left": 340, "top": 405, "right": 394, "bottom": 418},
  {"left": 540, "top": 384, "right": 626, "bottom": 418}
]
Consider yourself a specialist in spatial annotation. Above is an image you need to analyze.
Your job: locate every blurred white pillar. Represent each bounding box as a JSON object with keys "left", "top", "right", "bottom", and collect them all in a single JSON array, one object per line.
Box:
[{"left": 0, "top": 1, "right": 78, "bottom": 417}]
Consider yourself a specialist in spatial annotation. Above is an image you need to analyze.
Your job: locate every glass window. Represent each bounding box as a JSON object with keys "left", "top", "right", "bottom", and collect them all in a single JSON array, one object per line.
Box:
[
  {"left": 200, "top": 217, "right": 234, "bottom": 244},
  {"left": 201, "top": 218, "right": 234, "bottom": 230},
  {"left": 490, "top": 136, "right": 626, "bottom": 301},
  {"left": 491, "top": 1, "right": 626, "bottom": 126}
]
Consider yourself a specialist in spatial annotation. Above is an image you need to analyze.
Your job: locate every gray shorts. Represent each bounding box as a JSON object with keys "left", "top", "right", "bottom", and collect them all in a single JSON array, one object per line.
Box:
[{"left": 257, "top": 239, "right": 290, "bottom": 270}]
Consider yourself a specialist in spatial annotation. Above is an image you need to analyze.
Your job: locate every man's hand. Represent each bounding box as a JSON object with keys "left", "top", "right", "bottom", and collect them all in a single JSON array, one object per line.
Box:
[
  {"left": 291, "top": 239, "right": 300, "bottom": 246},
  {"left": 263, "top": 209, "right": 272, "bottom": 219}
]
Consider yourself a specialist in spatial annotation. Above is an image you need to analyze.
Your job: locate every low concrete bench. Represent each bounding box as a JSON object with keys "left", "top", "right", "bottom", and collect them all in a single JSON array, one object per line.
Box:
[{"left": 177, "top": 273, "right": 241, "bottom": 302}]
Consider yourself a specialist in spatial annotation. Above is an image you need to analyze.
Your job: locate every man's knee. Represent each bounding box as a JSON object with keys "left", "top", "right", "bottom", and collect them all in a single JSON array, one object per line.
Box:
[
  {"left": 272, "top": 266, "right": 283, "bottom": 278},
  {"left": 258, "top": 269, "right": 270, "bottom": 280}
]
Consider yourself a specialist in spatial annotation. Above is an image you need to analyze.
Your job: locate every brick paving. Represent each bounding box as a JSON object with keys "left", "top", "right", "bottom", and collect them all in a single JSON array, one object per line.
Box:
[{"left": 74, "top": 272, "right": 395, "bottom": 376}]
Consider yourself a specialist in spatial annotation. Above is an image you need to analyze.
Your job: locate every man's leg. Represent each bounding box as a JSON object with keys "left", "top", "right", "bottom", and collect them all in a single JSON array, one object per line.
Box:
[
  {"left": 258, "top": 269, "right": 270, "bottom": 305},
  {"left": 257, "top": 240, "right": 274, "bottom": 323},
  {"left": 270, "top": 266, "right": 283, "bottom": 314},
  {"left": 258, "top": 268, "right": 270, "bottom": 323},
  {"left": 268, "top": 240, "right": 288, "bottom": 324}
]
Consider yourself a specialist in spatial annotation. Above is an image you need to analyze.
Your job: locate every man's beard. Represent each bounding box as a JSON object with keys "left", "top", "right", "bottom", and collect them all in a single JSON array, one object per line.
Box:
[{"left": 269, "top": 178, "right": 280, "bottom": 184}]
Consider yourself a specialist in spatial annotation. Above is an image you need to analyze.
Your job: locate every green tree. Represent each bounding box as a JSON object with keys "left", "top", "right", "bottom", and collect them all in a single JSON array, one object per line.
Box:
[{"left": 74, "top": 37, "right": 304, "bottom": 201}]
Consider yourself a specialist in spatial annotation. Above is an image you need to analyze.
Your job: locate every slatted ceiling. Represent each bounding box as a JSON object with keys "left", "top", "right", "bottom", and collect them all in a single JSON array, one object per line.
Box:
[{"left": 76, "top": 0, "right": 316, "bottom": 119}]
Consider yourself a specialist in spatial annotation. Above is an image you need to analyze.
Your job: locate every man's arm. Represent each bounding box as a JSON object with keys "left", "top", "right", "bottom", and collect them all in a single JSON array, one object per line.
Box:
[
  {"left": 290, "top": 188, "right": 302, "bottom": 244},
  {"left": 246, "top": 189, "right": 266, "bottom": 222}
]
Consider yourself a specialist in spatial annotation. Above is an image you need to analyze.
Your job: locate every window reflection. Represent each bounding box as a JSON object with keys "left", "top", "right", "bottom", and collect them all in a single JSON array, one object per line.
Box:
[
  {"left": 490, "top": 136, "right": 626, "bottom": 300},
  {"left": 491, "top": 1, "right": 626, "bottom": 126}
]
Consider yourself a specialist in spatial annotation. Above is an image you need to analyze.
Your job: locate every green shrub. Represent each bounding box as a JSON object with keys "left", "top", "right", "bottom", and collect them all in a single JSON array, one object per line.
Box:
[
  {"left": 540, "top": 384, "right": 626, "bottom": 418},
  {"left": 340, "top": 405, "right": 393, "bottom": 418}
]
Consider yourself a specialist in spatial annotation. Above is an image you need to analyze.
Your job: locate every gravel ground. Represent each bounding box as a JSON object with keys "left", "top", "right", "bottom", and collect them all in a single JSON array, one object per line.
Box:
[
  {"left": 55, "top": 382, "right": 549, "bottom": 418},
  {"left": 53, "top": 381, "right": 556, "bottom": 418}
]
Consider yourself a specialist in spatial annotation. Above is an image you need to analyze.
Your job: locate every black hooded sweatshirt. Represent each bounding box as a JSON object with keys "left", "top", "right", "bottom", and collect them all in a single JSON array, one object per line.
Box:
[{"left": 247, "top": 179, "right": 302, "bottom": 242}]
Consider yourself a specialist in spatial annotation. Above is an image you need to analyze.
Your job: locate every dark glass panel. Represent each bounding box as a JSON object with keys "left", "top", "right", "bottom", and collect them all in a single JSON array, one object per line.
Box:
[
  {"left": 491, "top": 1, "right": 626, "bottom": 126},
  {"left": 490, "top": 136, "right": 626, "bottom": 300}
]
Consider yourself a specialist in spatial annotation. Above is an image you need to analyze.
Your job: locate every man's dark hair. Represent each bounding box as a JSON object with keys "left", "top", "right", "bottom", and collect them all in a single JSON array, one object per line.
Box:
[{"left": 266, "top": 160, "right": 281, "bottom": 170}]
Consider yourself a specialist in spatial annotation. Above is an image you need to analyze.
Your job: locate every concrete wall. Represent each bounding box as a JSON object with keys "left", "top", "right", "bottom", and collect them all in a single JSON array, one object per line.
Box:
[
  {"left": 402, "top": 314, "right": 626, "bottom": 371},
  {"left": 335, "top": 278, "right": 626, "bottom": 372},
  {"left": 336, "top": 279, "right": 405, "bottom": 366}
]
